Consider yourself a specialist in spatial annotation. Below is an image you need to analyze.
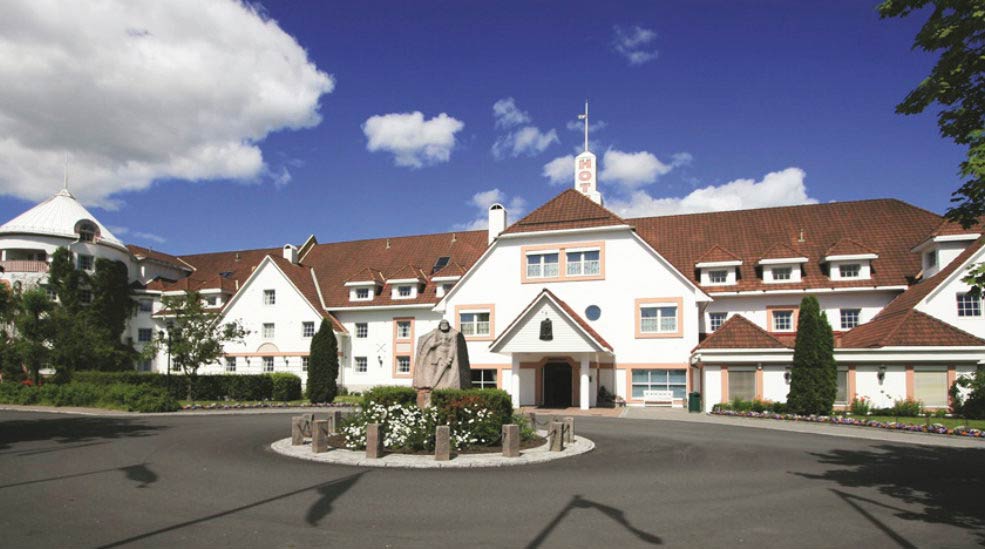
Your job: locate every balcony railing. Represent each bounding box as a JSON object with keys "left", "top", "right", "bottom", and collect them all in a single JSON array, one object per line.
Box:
[{"left": 0, "top": 260, "right": 49, "bottom": 273}]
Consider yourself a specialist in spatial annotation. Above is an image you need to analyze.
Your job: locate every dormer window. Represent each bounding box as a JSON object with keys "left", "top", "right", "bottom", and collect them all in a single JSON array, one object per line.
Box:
[
  {"left": 925, "top": 250, "right": 937, "bottom": 269},
  {"left": 355, "top": 288, "right": 371, "bottom": 300},
  {"left": 397, "top": 285, "right": 412, "bottom": 298},
  {"left": 772, "top": 267, "right": 792, "bottom": 281},
  {"left": 75, "top": 220, "right": 98, "bottom": 243},
  {"left": 838, "top": 264, "right": 861, "bottom": 278},
  {"left": 695, "top": 253, "right": 741, "bottom": 287},
  {"left": 708, "top": 270, "right": 728, "bottom": 284}
]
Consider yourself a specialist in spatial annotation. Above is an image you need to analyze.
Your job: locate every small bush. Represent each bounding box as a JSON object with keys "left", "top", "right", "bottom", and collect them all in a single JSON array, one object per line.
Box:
[
  {"left": 271, "top": 373, "right": 302, "bottom": 401},
  {"left": 432, "top": 388, "right": 513, "bottom": 425},
  {"left": 849, "top": 396, "right": 871, "bottom": 416},
  {"left": 511, "top": 412, "right": 537, "bottom": 441},
  {"left": 890, "top": 397, "right": 923, "bottom": 417},
  {"left": 360, "top": 386, "right": 417, "bottom": 409}
]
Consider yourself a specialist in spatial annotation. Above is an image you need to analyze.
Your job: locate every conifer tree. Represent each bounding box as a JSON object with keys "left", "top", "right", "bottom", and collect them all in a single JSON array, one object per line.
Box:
[
  {"left": 307, "top": 319, "right": 338, "bottom": 403},
  {"left": 786, "top": 296, "right": 838, "bottom": 415}
]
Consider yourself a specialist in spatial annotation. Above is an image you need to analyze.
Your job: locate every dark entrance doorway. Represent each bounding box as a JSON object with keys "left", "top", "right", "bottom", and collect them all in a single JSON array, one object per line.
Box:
[{"left": 543, "top": 362, "right": 573, "bottom": 408}]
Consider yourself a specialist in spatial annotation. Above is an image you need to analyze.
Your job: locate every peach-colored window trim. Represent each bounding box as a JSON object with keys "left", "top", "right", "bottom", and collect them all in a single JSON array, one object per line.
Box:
[
  {"left": 520, "top": 241, "right": 606, "bottom": 284},
  {"left": 755, "top": 367, "right": 764, "bottom": 400},
  {"left": 947, "top": 366, "right": 957, "bottom": 407},
  {"left": 620, "top": 363, "right": 691, "bottom": 404},
  {"left": 721, "top": 366, "right": 729, "bottom": 403},
  {"left": 848, "top": 365, "right": 856, "bottom": 402},
  {"left": 634, "top": 297, "right": 685, "bottom": 339},
  {"left": 392, "top": 317, "right": 415, "bottom": 379},
  {"left": 470, "top": 364, "right": 508, "bottom": 389},
  {"left": 454, "top": 304, "right": 496, "bottom": 342},
  {"left": 766, "top": 305, "right": 799, "bottom": 333},
  {"left": 905, "top": 365, "right": 914, "bottom": 399}
]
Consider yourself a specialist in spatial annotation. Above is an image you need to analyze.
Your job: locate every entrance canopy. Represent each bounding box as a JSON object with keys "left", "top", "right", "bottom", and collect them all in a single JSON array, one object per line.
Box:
[{"left": 490, "top": 289, "right": 613, "bottom": 355}]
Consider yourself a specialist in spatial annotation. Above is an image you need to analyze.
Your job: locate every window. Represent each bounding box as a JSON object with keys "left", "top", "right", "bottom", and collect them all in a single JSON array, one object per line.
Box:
[
  {"left": 137, "top": 328, "right": 153, "bottom": 343},
  {"left": 566, "top": 250, "right": 600, "bottom": 276},
  {"left": 840, "top": 309, "right": 861, "bottom": 330},
  {"left": 355, "top": 356, "right": 368, "bottom": 372},
  {"left": 138, "top": 300, "right": 153, "bottom": 313},
  {"left": 729, "top": 369, "right": 756, "bottom": 401},
  {"left": 640, "top": 305, "right": 678, "bottom": 334},
  {"left": 396, "top": 320, "right": 411, "bottom": 339},
  {"left": 225, "top": 357, "right": 236, "bottom": 373},
  {"left": 631, "top": 369, "right": 687, "bottom": 399},
  {"left": 772, "top": 267, "right": 792, "bottom": 281},
  {"left": 302, "top": 357, "right": 309, "bottom": 372},
  {"left": 708, "top": 312, "right": 727, "bottom": 332},
  {"left": 205, "top": 296, "right": 217, "bottom": 307},
  {"left": 838, "top": 264, "right": 861, "bottom": 278},
  {"left": 459, "top": 312, "right": 491, "bottom": 337},
  {"left": 397, "top": 285, "right": 412, "bottom": 298},
  {"left": 772, "top": 310, "right": 793, "bottom": 331},
  {"left": 708, "top": 270, "right": 728, "bottom": 284},
  {"left": 355, "top": 287, "right": 370, "bottom": 300},
  {"left": 925, "top": 250, "right": 938, "bottom": 268},
  {"left": 45, "top": 287, "right": 58, "bottom": 301},
  {"left": 263, "top": 323, "right": 275, "bottom": 338},
  {"left": 526, "top": 252, "right": 559, "bottom": 279},
  {"left": 263, "top": 289, "right": 276, "bottom": 305},
  {"left": 396, "top": 356, "right": 411, "bottom": 374},
  {"left": 957, "top": 293, "right": 982, "bottom": 317},
  {"left": 432, "top": 256, "right": 450, "bottom": 274},
  {"left": 136, "top": 360, "right": 152, "bottom": 372},
  {"left": 77, "top": 222, "right": 97, "bottom": 242},
  {"left": 79, "top": 289, "right": 93, "bottom": 304},
  {"left": 355, "top": 323, "right": 368, "bottom": 338},
  {"left": 302, "top": 321, "right": 315, "bottom": 337},
  {"left": 471, "top": 369, "right": 497, "bottom": 389},
  {"left": 263, "top": 356, "right": 274, "bottom": 372},
  {"left": 914, "top": 368, "right": 948, "bottom": 407},
  {"left": 835, "top": 369, "right": 848, "bottom": 403},
  {"left": 77, "top": 254, "right": 94, "bottom": 271}
]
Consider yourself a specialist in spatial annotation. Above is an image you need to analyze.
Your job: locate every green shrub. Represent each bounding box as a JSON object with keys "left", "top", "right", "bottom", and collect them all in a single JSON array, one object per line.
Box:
[
  {"left": 849, "top": 396, "right": 871, "bottom": 416},
  {"left": 432, "top": 388, "right": 513, "bottom": 425},
  {"left": 271, "top": 373, "right": 302, "bottom": 401},
  {"left": 360, "top": 386, "right": 417, "bottom": 409},
  {"left": 70, "top": 371, "right": 283, "bottom": 401},
  {"left": 890, "top": 397, "right": 923, "bottom": 417},
  {"left": 786, "top": 296, "right": 838, "bottom": 415},
  {"left": 0, "top": 381, "right": 177, "bottom": 412},
  {"left": 769, "top": 401, "right": 788, "bottom": 414},
  {"left": 951, "top": 367, "right": 985, "bottom": 419},
  {"left": 511, "top": 412, "right": 537, "bottom": 441}
]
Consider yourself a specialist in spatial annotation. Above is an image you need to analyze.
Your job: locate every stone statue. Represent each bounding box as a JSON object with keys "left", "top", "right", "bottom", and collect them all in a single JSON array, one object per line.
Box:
[{"left": 413, "top": 320, "right": 471, "bottom": 404}]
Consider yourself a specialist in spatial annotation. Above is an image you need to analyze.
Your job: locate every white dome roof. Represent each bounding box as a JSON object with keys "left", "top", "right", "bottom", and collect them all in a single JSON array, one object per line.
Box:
[{"left": 0, "top": 189, "right": 126, "bottom": 250}]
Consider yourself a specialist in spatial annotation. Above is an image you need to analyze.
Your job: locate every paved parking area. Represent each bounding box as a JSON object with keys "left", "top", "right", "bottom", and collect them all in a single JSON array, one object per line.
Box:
[{"left": 0, "top": 409, "right": 982, "bottom": 547}]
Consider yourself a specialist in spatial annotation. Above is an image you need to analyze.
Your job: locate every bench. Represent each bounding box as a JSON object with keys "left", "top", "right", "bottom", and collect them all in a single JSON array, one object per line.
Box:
[{"left": 642, "top": 389, "right": 675, "bottom": 407}]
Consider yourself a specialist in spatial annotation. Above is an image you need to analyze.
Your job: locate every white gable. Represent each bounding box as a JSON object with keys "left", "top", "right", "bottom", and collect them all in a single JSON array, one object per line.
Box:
[{"left": 492, "top": 298, "right": 603, "bottom": 354}]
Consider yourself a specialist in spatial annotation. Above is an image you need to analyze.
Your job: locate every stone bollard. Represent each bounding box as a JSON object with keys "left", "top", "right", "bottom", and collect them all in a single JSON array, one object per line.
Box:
[
  {"left": 301, "top": 413, "right": 315, "bottom": 437},
  {"left": 434, "top": 425, "right": 451, "bottom": 461},
  {"left": 328, "top": 410, "right": 343, "bottom": 433},
  {"left": 548, "top": 421, "right": 565, "bottom": 452},
  {"left": 291, "top": 416, "right": 304, "bottom": 446},
  {"left": 312, "top": 420, "right": 330, "bottom": 454},
  {"left": 563, "top": 417, "right": 575, "bottom": 444},
  {"left": 366, "top": 423, "right": 384, "bottom": 459},
  {"left": 502, "top": 424, "right": 520, "bottom": 458}
]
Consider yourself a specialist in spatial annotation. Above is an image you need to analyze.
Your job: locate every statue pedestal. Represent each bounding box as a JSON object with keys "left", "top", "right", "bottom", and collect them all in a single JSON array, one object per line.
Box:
[{"left": 416, "top": 388, "right": 432, "bottom": 409}]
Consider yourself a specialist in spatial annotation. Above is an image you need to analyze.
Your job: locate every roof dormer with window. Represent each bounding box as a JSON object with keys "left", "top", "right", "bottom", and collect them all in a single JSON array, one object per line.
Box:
[
  {"left": 912, "top": 220, "right": 981, "bottom": 278},
  {"left": 387, "top": 265, "right": 427, "bottom": 300},
  {"left": 823, "top": 238, "right": 877, "bottom": 281},
  {"left": 695, "top": 245, "right": 741, "bottom": 287},
  {"left": 344, "top": 267, "right": 384, "bottom": 302},
  {"left": 758, "top": 244, "right": 807, "bottom": 284}
]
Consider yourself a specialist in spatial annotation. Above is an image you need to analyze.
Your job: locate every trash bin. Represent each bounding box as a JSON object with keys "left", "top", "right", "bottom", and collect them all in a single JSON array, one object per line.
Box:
[{"left": 688, "top": 392, "right": 701, "bottom": 413}]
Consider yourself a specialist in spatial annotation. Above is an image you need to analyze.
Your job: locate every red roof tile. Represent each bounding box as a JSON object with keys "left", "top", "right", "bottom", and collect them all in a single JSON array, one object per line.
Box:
[
  {"left": 824, "top": 238, "right": 877, "bottom": 258},
  {"left": 386, "top": 265, "right": 427, "bottom": 282},
  {"left": 502, "top": 189, "right": 628, "bottom": 235},
  {"left": 758, "top": 242, "right": 806, "bottom": 261},
  {"left": 694, "top": 315, "right": 790, "bottom": 351},
  {"left": 127, "top": 245, "right": 193, "bottom": 271},
  {"left": 695, "top": 245, "right": 742, "bottom": 265},
  {"left": 344, "top": 267, "right": 385, "bottom": 285}
]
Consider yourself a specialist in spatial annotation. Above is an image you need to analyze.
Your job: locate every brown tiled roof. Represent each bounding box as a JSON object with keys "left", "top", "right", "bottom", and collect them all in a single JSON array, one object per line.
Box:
[
  {"left": 694, "top": 315, "right": 790, "bottom": 351},
  {"left": 386, "top": 265, "right": 427, "bottom": 282},
  {"left": 502, "top": 189, "right": 628, "bottom": 235},
  {"left": 267, "top": 255, "right": 346, "bottom": 333},
  {"left": 632, "top": 199, "right": 943, "bottom": 292},
  {"left": 345, "top": 267, "right": 385, "bottom": 285},
  {"left": 177, "top": 247, "right": 281, "bottom": 293},
  {"left": 930, "top": 218, "right": 984, "bottom": 237},
  {"left": 824, "top": 238, "right": 877, "bottom": 258},
  {"left": 695, "top": 245, "right": 742, "bottom": 265},
  {"left": 431, "top": 262, "right": 467, "bottom": 279},
  {"left": 127, "top": 245, "right": 193, "bottom": 271},
  {"left": 758, "top": 242, "right": 805, "bottom": 262}
]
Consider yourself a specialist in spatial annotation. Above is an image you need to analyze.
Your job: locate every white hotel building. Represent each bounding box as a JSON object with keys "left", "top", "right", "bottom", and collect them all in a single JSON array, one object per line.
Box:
[{"left": 1, "top": 150, "right": 984, "bottom": 412}]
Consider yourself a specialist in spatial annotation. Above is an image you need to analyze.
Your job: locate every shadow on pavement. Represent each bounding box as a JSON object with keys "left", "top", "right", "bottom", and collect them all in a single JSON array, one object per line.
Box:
[
  {"left": 0, "top": 416, "right": 166, "bottom": 453},
  {"left": 526, "top": 494, "right": 662, "bottom": 548},
  {"left": 793, "top": 444, "right": 985, "bottom": 546},
  {"left": 0, "top": 462, "right": 159, "bottom": 490}
]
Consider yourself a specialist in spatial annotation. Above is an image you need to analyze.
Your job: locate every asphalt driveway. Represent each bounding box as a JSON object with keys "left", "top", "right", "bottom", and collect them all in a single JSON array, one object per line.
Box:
[{"left": 0, "top": 410, "right": 982, "bottom": 548}]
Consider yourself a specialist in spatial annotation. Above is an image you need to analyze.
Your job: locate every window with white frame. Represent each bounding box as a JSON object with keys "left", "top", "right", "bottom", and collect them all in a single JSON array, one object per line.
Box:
[
  {"left": 77, "top": 254, "right": 94, "bottom": 271},
  {"left": 355, "top": 287, "right": 370, "bottom": 300},
  {"left": 302, "top": 321, "right": 315, "bottom": 337},
  {"left": 631, "top": 369, "right": 687, "bottom": 399},
  {"left": 771, "top": 267, "right": 792, "bottom": 281},
  {"left": 263, "top": 289, "right": 276, "bottom": 305},
  {"left": 45, "top": 287, "right": 57, "bottom": 302},
  {"left": 565, "top": 249, "right": 600, "bottom": 276},
  {"left": 205, "top": 296, "right": 217, "bottom": 306},
  {"left": 263, "top": 323, "right": 275, "bottom": 338},
  {"left": 396, "top": 356, "right": 411, "bottom": 373},
  {"left": 397, "top": 285, "right": 412, "bottom": 298},
  {"left": 459, "top": 311, "right": 491, "bottom": 337},
  {"left": 355, "top": 356, "right": 368, "bottom": 372},
  {"left": 771, "top": 310, "right": 794, "bottom": 331},
  {"left": 708, "top": 270, "right": 728, "bottom": 284},
  {"left": 526, "top": 252, "right": 559, "bottom": 279},
  {"left": 640, "top": 305, "right": 678, "bottom": 334},
  {"left": 835, "top": 368, "right": 848, "bottom": 403},
  {"left": 225, "top": 357, "right": 236, "bottom": 372},
  {"left": 263, "top": 356, "right": 274, "bottom": 372},
  {"left": 957, "top": 293, "right": 982, "bottom": 317},
  {"left": 838, "top": 264, "right": 861, "bottom": 278},
  {"left": 396, "top": 321, "right": 411, "bottom": 339},
  {"left": 302, "top": 357, "right": 309, "bottom": 371},
  {"left": 137, "top": 328, "right": 153, "bottom": 343},
  {"left": 77, "top": 221, "right": 97, "bottom": 242},
  {"left": 471, "top": 369, "right": 497, "bottom": 389},
  {"left": 79, "top": 289, "right": 93, "bottom": 304},
  {"left": 914, "top": 368, "right": 948, "bottom": 407},
  {"left": 925, "top": 250, "right": 938, "bottom": 268},
  {"left": 708, "top": 312, "right": 727, "bottom": 332},
  {"left": 355, "top": 323, "right": 368, "bottom": 338},
  {"left": 138, "top": 300, "right": 153, "bottom": 313},
  {"left": 840, "top": 308, "right": 861, "bottom": 329},
  {"left": 729, "top": 369, "right": 756, "bottom": 401}
]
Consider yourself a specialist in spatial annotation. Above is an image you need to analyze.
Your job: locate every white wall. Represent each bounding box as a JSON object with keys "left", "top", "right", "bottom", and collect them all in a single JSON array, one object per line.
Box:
[
  {"left": 917, "top": 247, "right": 985, "bottom": 339},
  {"left": 762, "top": 366, "right": 789, "bottom": 402},
  {"left": 702, "top": 366, "right": 722, "bottom": 412},
  {"left": 702, "top": 291, "right": 899, "bottom": 333},
  {"left": 854, "top": 365, "right": 907, "bottom": 409}
]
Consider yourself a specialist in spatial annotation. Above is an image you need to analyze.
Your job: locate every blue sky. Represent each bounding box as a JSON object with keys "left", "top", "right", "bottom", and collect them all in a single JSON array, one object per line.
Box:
[{"left": 0, "top": 1, "right": 958, "bottom": 255}]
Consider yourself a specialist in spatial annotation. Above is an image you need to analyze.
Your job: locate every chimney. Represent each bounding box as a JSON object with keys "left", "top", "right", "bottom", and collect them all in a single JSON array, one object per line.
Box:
[
  {"left": 488, "top": 203, "right": 507, "bottom": 244},
  {"left": 282, "top": 244, "right": 298, "bottom": 264}
]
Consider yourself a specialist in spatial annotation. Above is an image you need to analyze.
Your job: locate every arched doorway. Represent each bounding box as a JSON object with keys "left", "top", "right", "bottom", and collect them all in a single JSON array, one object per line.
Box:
[{"left": 543, "top": 362, "right": 572, "bottom": 408}]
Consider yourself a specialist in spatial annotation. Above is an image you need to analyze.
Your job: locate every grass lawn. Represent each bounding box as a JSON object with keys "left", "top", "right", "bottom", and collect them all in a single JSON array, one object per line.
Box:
[{"left": 839, "top": 414, "right": 985, "bottom": 430}]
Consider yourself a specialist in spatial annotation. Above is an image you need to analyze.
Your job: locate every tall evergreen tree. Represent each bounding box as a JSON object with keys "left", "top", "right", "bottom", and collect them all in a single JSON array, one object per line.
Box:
[
  {"left": 786, "top": 296, "right": 838, "bottom": 415},
  {"left": 307, "top": 319, "right": 338, "bottom": 403}
]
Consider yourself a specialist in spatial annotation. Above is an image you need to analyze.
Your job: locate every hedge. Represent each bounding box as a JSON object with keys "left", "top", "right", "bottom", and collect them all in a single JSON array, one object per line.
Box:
[
  {"left": 0, "top": 382, "right": 178, "bottom": 413},
  {"left": 360, "top": 386, "right": 513, "bottom": 424},
  {"left": 360, "top": 386, "right": 417, "bottom": 409},
  {"left": 70, "top": 371, "right": 300, "bottom": 402}
]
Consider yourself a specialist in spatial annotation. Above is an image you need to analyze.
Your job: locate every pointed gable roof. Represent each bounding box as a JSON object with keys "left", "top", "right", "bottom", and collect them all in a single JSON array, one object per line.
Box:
[
  {"left": 841, "top": 309, "right": 985, "bottom": 348},
  {"left": 431, "top": 261, "right": 467, "bottom": 279},
  {"left": 758, "top": 242, "right": 807, "bottom": 263},
  {"left": 695, "top": 245, "right": 742, "bottom": 265},
  {"left": 386, "top": 264, "right": 427, "bottom": 282},
  {"left": 345, "top": 267, "right": 385, "bottom": 285},
  {"left": 490, "top": 288, "right": 613, "bottom": 353},
  {"left": 823, "top": 238, "right": 877, "bottom": 259},
  {"left": 694, "top": 315, "right": 790, "bottom": 351},
  {"left": 502, "top": 189, "right": 628, "bottom": 235}
]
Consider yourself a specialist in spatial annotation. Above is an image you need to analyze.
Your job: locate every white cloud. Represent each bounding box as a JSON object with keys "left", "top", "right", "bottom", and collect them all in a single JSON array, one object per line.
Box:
[
  {"left": 134, "top": 231, "right": 167, "bottom": 244},
  {"left": 599, "top": 149, "right": 672, "bottom": 188},
  {"left": 606, "top": 167, "right": 818, "bottom": 218},
  {"left": 0, "top": 0, "right": 334, "bottom": 208},
  {"left": 362, "top": 111, "right": 465, "bottom": 168},
  {"left": 565, "top": 119, "right": 607, "bottom": 133},
  {"left": 492, "top": 98, "right": 531, "bottom": 129},
  {"left": 612, "top": 25, "right": 659, "bottom": 65},
  {"left": 453, "top": 188, "right": 527, "bottom": 230},
  {"left": 542, "top": 155, "right": 575, "bottom": 185}
]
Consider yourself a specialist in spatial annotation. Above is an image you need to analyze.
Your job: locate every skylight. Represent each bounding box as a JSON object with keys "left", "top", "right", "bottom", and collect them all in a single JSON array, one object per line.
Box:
[{"left": 432, "top": 256, "right": 450, "bottom": 274}]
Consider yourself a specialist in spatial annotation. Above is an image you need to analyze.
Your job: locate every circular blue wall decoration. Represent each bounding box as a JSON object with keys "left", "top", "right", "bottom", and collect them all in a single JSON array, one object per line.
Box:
[{"left": 585, "top": 305, "right": 601, "bottom": 321}]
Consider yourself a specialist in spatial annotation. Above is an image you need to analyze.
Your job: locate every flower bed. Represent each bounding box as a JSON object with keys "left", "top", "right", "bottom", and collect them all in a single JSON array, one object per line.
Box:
[{"left": 710, "top": 409, "right": 985, "bottom": 439}]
